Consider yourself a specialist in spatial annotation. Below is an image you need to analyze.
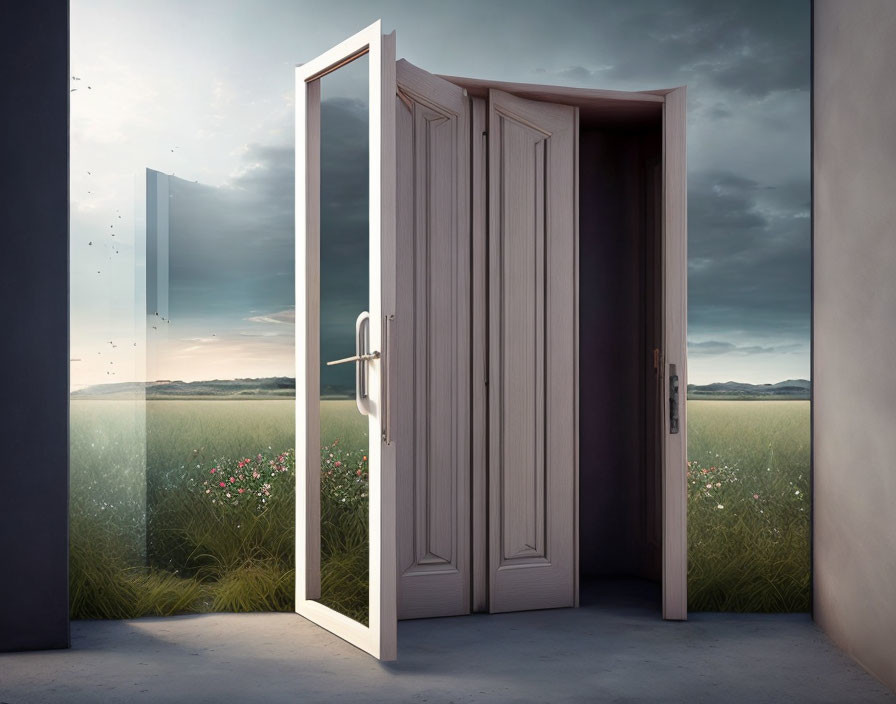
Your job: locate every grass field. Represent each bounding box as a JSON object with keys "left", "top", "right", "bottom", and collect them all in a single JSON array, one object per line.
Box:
[
  {"left": 687, "top": 401, "right": 810, "bottom": 611},
  {"left": 70, "top": 399, "right": 369, "bottom": 622},
  {"left": 70, "top": 398, "right": 810, "bottom": 619}
]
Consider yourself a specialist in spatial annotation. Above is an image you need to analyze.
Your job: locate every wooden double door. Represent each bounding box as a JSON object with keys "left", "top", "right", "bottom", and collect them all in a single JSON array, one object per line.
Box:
[
  {"left": 395, "top": 60, "right": 579, "bottom": 618},
  {"left": 296, "top": 22, "right": 686, "bottom": 661}
]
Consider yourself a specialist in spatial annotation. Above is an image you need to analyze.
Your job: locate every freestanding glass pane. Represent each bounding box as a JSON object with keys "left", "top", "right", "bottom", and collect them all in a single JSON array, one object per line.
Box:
[{"left": 316, "top": 53, "right": 370, "bottom": 624}]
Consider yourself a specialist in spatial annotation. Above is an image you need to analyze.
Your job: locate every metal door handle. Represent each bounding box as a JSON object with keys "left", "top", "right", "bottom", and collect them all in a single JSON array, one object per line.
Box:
[
  {"left": 326, "top": 351, "right": 380, "bottom": 366},
  {"left": 323, "top": 311, "right": 376, "bottom": 416}
]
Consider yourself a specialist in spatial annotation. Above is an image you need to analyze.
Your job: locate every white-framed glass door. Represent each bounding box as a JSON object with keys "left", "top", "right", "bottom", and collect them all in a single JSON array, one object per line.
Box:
[{"left": 295, "top": 20, "right": 397, "bottom": 660}]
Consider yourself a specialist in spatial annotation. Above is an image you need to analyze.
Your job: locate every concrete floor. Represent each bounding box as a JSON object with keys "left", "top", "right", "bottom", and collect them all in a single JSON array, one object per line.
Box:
[{"left": 1, "top": 581, "right": 892, "bottom": 703}]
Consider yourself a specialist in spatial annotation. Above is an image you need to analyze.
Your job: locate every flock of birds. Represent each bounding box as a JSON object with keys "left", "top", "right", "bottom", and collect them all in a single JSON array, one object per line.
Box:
[
  {"left": 74, "top": 75, "right": 180, "bottom": 275},
  {"left": 73, "top": 73, "right": 209, "bottom": 382}
]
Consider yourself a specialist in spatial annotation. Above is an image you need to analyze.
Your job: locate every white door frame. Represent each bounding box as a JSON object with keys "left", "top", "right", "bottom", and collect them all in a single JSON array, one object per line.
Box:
[{"left": 295, "top": 20, "right": 397, "bottom": 660}]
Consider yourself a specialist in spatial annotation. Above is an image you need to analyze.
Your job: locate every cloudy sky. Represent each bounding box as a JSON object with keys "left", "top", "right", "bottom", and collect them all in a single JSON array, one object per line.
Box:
[{"left": 70, "top": 0, "right": 810, "bottom": 388}]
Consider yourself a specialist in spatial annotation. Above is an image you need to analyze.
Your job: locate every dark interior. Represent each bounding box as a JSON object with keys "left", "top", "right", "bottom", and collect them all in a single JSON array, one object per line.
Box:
[{"left": 578, "top": 115, "right": 663, "bottom": 602}]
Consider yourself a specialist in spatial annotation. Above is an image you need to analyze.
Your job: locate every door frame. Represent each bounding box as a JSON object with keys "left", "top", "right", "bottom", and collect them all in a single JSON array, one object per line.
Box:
[
  {"left": 294, "top": 20, "right": 398, "bottom": 660},
  {"left": 659, "top": 85, "right": 687, "bottom": 620},
  {"left": 451, "top": 75, "right": 687, "bottom": 619}
]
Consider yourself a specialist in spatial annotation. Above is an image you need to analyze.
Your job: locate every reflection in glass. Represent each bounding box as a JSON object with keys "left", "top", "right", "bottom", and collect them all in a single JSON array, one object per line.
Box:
[
  {"left": 317, "top": 53, "right": 370, "bottom": 624},
  {"left": 144, "top": 171, "right": 296, "bottom": 611}
]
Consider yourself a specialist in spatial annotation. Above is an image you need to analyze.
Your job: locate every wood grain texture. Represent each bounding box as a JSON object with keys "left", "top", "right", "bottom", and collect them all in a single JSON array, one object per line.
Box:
[
  {"left": 488, "top": 89, "right": 578, "bottom": 614},
  {"left": 395, "top": 59, "right": 471, "bottom": 620},
  {"left": 470, "top": 96, "right": 489, "bottom": 613},
  {"left": 661, "top": 86, "right": 688, "bottom": 621}
]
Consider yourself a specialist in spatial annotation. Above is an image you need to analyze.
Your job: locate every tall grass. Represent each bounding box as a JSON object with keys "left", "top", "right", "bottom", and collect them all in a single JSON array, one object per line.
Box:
[
  {"left": 71, "top": 399, "right": 372, "bottom": 621},
  {"left": 72, "top": 399, "right": 810, "bottom": 619},
  {"left": 687, "top": 401, "right": 810, "bottom": 611},
  {"left": 318, "top": 402, "right": 369, "bottom": 623}
]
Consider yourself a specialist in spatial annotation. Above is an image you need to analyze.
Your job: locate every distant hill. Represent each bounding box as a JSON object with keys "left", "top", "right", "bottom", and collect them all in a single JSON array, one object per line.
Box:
[
  {"left": 71, "top": 377, "right": 303, "bottom": 400},
  {"left": 687, "top": 379, "right": 810, "bottom": 400},
  {"left": 73, "top": 376, "right": 810, "bottom": 401}
]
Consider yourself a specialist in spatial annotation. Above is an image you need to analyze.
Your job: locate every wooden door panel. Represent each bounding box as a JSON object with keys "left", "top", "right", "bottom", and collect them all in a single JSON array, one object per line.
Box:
[
  {"left": 488, "top": 89, "right": 578, "bottom": 613},
  {"left": 395, "top": 59, "right": 471, "bottom": 619}
]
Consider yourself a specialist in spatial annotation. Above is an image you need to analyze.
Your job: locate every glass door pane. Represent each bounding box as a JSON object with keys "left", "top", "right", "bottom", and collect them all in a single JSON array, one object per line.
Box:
[
  {"left": 295, "top": 20, "right": 396, "bottom": 660},
  {"left": 316, "top": 53, "right": 370, "bottom": 624}
]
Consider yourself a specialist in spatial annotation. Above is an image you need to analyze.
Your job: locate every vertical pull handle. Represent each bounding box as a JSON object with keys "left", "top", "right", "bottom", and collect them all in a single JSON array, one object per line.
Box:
[
  {"left": 355, "top": 311, "right": 371, "bottom": 416},
  {"left": 669, "top": 363, "right": 679, "bottom": 434},
  {"left": 382, "top": 314, "right": 393, "bottom": 444}
]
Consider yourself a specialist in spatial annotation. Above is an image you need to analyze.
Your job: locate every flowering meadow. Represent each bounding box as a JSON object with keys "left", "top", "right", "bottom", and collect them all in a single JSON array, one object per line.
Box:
[
  {"left": 70, "top": 399, "right": 369, "bottom": 620},
  {"left": 687, "top": 401, "right": 810, "bottom": 611},
  {"left": 70, "top": 398, "right": 809, "bottom": 618}
]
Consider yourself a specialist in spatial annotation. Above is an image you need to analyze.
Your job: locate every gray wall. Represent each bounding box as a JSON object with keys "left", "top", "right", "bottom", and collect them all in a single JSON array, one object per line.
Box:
[
  {"left": 814, "top": 0, "right": 896, "bottom": 691},
  {"left": 0, "top": 1, "right": 70, "bottom": 650}
]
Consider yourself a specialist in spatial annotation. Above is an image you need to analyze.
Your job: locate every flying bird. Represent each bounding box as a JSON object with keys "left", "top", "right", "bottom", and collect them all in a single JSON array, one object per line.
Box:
[
  {"left": 71, "top": 88, "right": 77, "bottom": 92},
  {"left": 72, "top": 76, "right": 80, "bottom": 80}
]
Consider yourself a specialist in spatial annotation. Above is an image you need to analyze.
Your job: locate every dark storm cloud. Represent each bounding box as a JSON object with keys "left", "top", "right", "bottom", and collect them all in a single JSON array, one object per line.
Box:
[
  {"left": 155, "top": 0, "right": 808, "bottom": 381},
  {"left": 319, "top": 95, "right": 370, "bottom": 394},
  {"left": 165, "top": 144, "right": 294, "bottom": 322},
  {"left": 156, "top": 92, "right": 369, "bottom": 393},
  {"left": 687, "top": 170, "right": 810, "bottom": 339},
  {"left": 688, "top": 340, "right": 803, "bottom": 357},
  {"left": 400, "top": 0, "right": 810, "bottom": 373},
  {"left": 518, "top": 0, "right": 809, "bottom": 98}
]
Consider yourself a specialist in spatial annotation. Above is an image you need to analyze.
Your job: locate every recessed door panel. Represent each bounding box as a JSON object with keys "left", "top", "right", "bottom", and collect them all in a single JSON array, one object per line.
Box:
[
  {"left": 488, "top": 89, "right": 578, "bottom": 613},
  {"left": 395, "top": 59, "right": 471, "bottom": 619}
]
